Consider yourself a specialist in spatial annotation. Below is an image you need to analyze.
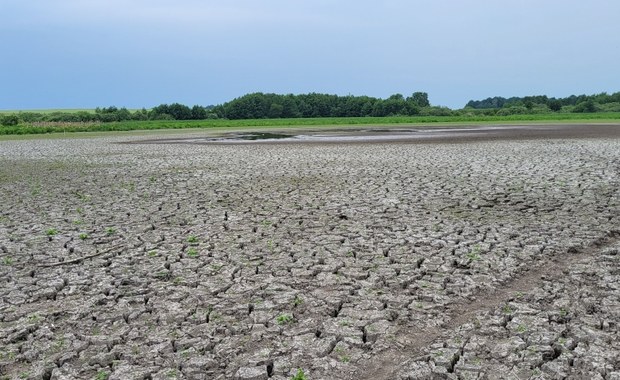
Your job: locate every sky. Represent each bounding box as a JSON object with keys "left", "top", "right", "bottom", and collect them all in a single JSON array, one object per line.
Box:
[{"left": 1, "top": 0, "right": 619, "bottom": 110}]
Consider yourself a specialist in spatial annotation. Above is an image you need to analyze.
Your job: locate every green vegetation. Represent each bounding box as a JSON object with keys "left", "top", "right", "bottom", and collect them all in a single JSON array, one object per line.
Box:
[
  {"left": 2, "top": 257, "right": 13, "bottom": 266},
  {"left": 293, "top": 295, "right": 303, "bottom": 307},
  {"left": 1, "top": 90, "right": 619, "bottom": 136},
  {"left": 187, "top": 248, "right": 199, "bottom": 257},
  {"left": 466, "top": 92, "right": 620, "bottom": 113},
  {"left": 276, "top": 313, "right": 294, "bottom": 325},
  {"left": 290, "top": 369, "right": 307, "bottom": 380},
  {"left": 95, "top": 370, "right": 109, "bottom": 380},
  {"left": 1, "top": 112, "right": 618, "bottom": 136},
  {"left": 46, "top": 228, "right": 58, "bottom": 236}
]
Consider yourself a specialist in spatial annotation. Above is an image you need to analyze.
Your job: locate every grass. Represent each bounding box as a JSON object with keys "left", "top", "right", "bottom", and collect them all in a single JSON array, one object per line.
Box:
[
  {"left": 276, "top": 313, "right": 293, "bottom": 325},
  {"left": 2, "top": 257, "right": 13, "bottom": 266},
  {"left": 1, "top": 113, "right": 619, "bottom": 136},
  {"left": 187, "top": 248, "right": 199, "bottom": 257},
  {"left": 290, "top": 369, "right": 307, "bottom": 380}
]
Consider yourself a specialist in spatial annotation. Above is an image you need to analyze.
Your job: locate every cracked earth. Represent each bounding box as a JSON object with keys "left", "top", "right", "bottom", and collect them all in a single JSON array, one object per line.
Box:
[{"left": 1, "top": 125, "right": 619, "bottom": 380}]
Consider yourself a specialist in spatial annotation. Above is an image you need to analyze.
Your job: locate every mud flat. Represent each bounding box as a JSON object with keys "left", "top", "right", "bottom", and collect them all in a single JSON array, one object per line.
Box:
[{"left": 0, "top": 124, "right": 619, "bottom": 379}]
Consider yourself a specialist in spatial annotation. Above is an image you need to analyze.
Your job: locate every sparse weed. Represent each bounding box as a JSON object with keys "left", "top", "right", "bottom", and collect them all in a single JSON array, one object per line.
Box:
[
  {"left": 30, "top": 184, "right": 41, "bottom": 196},
  {"left": 2, "top": 256, "right": 13, "bottom": 266},
  {"left": 466, "top": 251, "right": 481, "bottom": 261},
  {"left": 290, "top": 368, "right": 307, "bottom": 380},
  {"left": 79, "top": 233, "right": 89, "bottom": 240},
  {"left": 46, "top": 228, "right": 58, "bottom": 236},
  {"left": 210, "top": 264, "right": 223, "bottom": 273},
  {"left": 466, "top": 244, "right": 483, "bottom": 260},
  {"left": 187, "top": 248, "right": 198, "bottom": 257},
  {"left": 187, "top": 235, "right": 198, "bottom": 244},
  {"left": 54, "top": 337, "right": 66, "bottom": 351},
  {"left": 293, "top": 295, "right": 303, "bottom": 307},
  {"left": 276, "top": 314, "right": 293, "bottom": 325},
  {"left": 106, "top": 227, "right": 116, "bottom": 236},
  {"left": 95, "top": 370, "right": 109, "bottom": 380}
]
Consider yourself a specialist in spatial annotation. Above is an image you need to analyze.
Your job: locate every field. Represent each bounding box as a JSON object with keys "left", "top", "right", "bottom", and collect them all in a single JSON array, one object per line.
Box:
[
  {"left": 2, "top": 113, "right": 620, "bottom": 135},
  {"left": 0, "top": 124, "right": 619, "bottom": 380}
]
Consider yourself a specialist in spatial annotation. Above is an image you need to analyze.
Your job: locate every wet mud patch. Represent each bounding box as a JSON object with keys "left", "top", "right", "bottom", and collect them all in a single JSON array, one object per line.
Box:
[{"left": 123, "top": 123, "right": 620, "bottom": 145}]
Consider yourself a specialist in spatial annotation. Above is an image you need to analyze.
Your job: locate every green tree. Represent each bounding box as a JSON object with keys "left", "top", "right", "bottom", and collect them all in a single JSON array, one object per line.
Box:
[
  {"left": 548, "top": 99, "right": 562, "bottom": 112},
  {"left": 573, "top": 100, "right": 597, "bottom": 113},
  {"left": 0, "top": 114, "right": 19, "bottom": 126},
  {"left": 408, "top": 92, "right": 430, "bottom": 107}
]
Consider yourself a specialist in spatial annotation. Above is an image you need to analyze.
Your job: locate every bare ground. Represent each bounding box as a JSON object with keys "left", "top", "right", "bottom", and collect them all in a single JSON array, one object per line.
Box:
[{"left": 0, "top": 124, "right": 619, "bottom": 380}]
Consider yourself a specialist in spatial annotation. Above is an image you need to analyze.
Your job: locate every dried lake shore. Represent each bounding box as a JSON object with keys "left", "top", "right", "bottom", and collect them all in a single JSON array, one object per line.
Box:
[{"left": 1, "top": 124, "right": 619, "bottom": 380}]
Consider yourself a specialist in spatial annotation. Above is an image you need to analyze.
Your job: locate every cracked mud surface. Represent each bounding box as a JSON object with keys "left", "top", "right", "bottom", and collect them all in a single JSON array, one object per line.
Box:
[{"left": 1, "top": 125, "right": 619, "bottom": 380}]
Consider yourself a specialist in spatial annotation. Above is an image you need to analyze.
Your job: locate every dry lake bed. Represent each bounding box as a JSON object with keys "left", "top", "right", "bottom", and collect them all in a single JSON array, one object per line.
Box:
[{"left": 1, "top": 124, "right": 619, "bottom": 380}]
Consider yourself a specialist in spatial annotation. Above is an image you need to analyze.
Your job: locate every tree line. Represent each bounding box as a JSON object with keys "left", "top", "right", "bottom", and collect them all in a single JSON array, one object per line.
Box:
[
  {"left": 2, "top": 91, "right": 620, "bottom": 126},
  {"left": 0, "top": 104, "right": 217, "bottom": 126},
  {"left": 465, "top": 92, "right": 620, "bottom": 114},
  {"left": 212, "top": 92, "right": 434, "bottom": 119}
]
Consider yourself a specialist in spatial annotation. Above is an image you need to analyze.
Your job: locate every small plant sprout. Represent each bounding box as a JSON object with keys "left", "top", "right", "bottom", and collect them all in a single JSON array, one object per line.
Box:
[
  {"left": 2, "top": 256, "right": 13, "bottom": 266},
  {"left": 46, "top": 228, "right": 58, "bottom": 236},
  {"left": 95, "top": 370, "right": 109, "bottom": 380},
  {"left": 148, "top": 250, "right": 158, "bottom": 257},
  {"left": 276, "top": 313, "right": 293, "bottom": 325},
  {"left": 502, "top": 304, "right": 513, "bottom": 314},
  {"left": 466, "top": 245, "right": 481, "bottom": 261},
  {"left": 187, "top": 248, "right": 198, "bottom": 258},
  {"left": 290, "top": 368, "right": 307, "bottom": 380},
  {"left": 106, "top": 227, "right": 116, "bottom": 236},
  {"left": 187, "top": 235, "right": 198, "bottom": 244},
  {"left": 293, "top": 295, "right": 303, "bottom": 307},
  {"left": 79, "top": 233, "right": 89, "bottom": 240}
]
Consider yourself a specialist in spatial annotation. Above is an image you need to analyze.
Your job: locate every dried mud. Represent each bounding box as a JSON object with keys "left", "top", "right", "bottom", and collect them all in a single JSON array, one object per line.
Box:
[{"left": 0, "top": 124, "right": 619, "bottom": 380}]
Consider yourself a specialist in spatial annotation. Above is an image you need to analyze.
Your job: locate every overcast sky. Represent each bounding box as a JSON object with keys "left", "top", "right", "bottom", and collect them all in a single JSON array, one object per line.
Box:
[{"left": 1, "top": 0, "right": 619, "bottom": 110}]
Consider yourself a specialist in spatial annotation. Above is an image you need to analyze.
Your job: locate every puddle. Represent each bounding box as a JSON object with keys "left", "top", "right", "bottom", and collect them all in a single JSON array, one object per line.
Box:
[{"left": 234, "top": 132, "right": 292, "bottom": 141}]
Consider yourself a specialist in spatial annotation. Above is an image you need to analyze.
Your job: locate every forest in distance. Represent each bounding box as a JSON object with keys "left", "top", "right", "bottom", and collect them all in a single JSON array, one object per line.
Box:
[{"left": 1, "top": 91, "right": 620, "bottom": 127}]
